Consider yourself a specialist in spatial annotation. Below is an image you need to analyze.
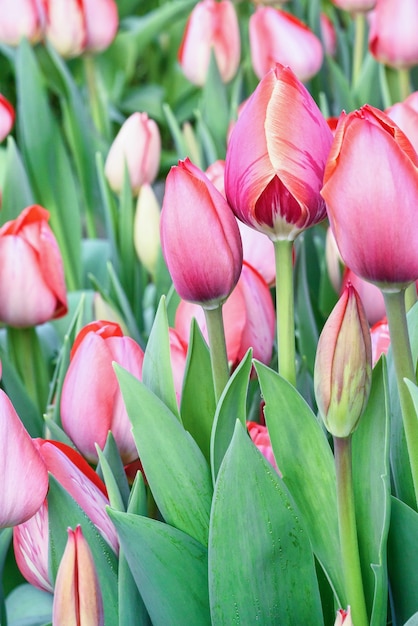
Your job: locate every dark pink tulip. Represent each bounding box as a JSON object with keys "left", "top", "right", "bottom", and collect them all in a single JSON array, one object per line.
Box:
[
  {"left": 370, "top": 317, "right": 390, "bottom": 366},
  {"left": 369, "top": 0, "right": 418, "bottom": 69},
  {"left": 0, "top": 391, "right": 48, "bottom": 528},
  {"left": 225, "top": 65, "right": 333, "bottom": 242},
  {"left": 249, "top": 8, "right": 323, "bottom": 82},
  {"left": 322, "top": 104, "right": 418, "bottom": 287},
  {"left": 0, "top": 94, "right": 15, "bottom": 143},
  {"left": 60, "top": 321, "right": 144, "bottom": 463},
  {"left": 0, "top": 205, "right": 67, "bottom": 327},
  {"left": 160, "top": 158, "right": 243, "bottom": 307},
  {"left": 0, "top": 0, "right": 43, "bottom": 46},
  {"left": 178, "top": 0, "right": 240, "bottom": 86}
]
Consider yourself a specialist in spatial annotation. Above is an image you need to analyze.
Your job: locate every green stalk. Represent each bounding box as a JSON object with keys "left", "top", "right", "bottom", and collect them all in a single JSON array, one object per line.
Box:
[
  {"left": 334, "top": 436, "right": 369, "bottom": 626},
  {"left": 383, "top": 288, "right": 418, "bottom": 507},
  {"left": 352, "top": 12, "right": 366, "bottom": 89},
  {"left": 83, "top": 54, "right": 108, "bottom": 140},
  {"left": 405, "top": 283, "right": 417, "bottom": 312},
  {"left": 203, "top": 304, "right": 230, "bottom": 403},
  {"left": 398, "top": 67, "right": 411, "bottom": 101},
  {"left": 273, "top": 239, "right": 296, "bottom": 386}
]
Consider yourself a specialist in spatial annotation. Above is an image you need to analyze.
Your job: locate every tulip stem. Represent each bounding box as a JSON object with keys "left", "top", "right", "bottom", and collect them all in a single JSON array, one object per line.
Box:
[
  {"left": 334, "top": 435, "right": 369, "bottom": 626},
  {"left": 352, "top": 12, "right": 366, "bottom": 89},
  {"left": 383, "top": 288, "right": 418, "bottom": 508},
  {"left": 204, "top": 304, "right": 230, "bottom": 403},
  {"left": 274, "top": 239, "right": 296, "bottom": 386},
  {"left": 83, "top": 54, "right": 108, "bottom": 141},
  {"left": 398, "top": 68, "right": 411, "bottom": 101}
]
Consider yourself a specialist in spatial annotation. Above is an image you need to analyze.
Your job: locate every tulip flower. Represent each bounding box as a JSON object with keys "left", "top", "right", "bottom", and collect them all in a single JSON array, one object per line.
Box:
[
  {"left": 104, "top": 112, "right": 161, "bottom": 196},
  {"left": 0, "top": 205, "right": 67, "bottom": 327},
  {"left": 0, "top": 391, "right": 48, "bottom": 528},
  {"left": 168, "top": 328, "right": 188, "bottom": 406},
  {"left": 133, "top": 183, "right": 161, "bottom": 277},
  {"left": 0, "top": 94, "right": 15, "bottom": 143},
  {"left": 0, "top": 0, "right": 43, "bottom": 46},
  {"left": 178, "top": 0, "right": 240, "bottom": 86},
  {"left": 225, "top": 64, "right": 333, "bottom": 242},
  {"left": 60, "top": 321, "right": 144, "bottom": 463},
  {"left": 314, "top": 284, "right": 372, "bottom": 438},
  {"left": 322, "top": 104, "right": 418, "bottom": 287},
  {"left": 341, "top": 267, "right": 385, "bottom": 326},
  {"left": 53, "top": 526, "right": 104, "bottom": 626},
  {"left": 386, "top": 100, "right": 418, "bottom": 153},
  {"left": 331, "top": 0, "right": 375, "bottom": 11},
  {"left": 370, "top": 317, "right": 390, "bottom": 366},
  {"left": 247, "top": 421, "right": 279, "bottom": 472},
  {"left": 320, "top": 13, "right": 337, "bottom": 58},
  {"left": 44, "top": 0, "right": 118, "bottom": 58},
  {"left": 249, "top": 8, "right": 323, "bottom": 82},
  {"left": 368, "top": 0, "right": 418, "bottom": 69},
  {"left": 334, "top": 607, "right": 353, "bottom": 626},
  {"left": 14, "top": 439, "right": 118, "bottom": 592},
  {"left": 160, "top": 158, "right": 242, "bottom": 307}
]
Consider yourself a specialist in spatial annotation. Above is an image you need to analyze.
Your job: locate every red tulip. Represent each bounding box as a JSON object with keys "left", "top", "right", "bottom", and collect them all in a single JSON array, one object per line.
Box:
[
  {"left": 0, "top": 205, "right": 67, "bottom": 327},
  {"left": 178, "top": 0, "right": 240, "bottom": 86},
  {"left": 160, "top": 158, "right": 243, "bottom": 307},
  {"left": 369, "top": 0, "right": 418, "bottom": 69},
  {"left": 0, "top": 391, "right": 48, "bottom": 528},
  {"left": 322, "top": 104, "right": 418, "bottom": 287},
  {"left": 0, "top": 94, "right": 15, "bottom": 142},
  {"left": 60, "top": 321, "right": 144, "bottom": 463},
  {"left": 249, "top": 8, "right": 323, "bottom": 82},
  {"left": 225, "top": 65, "right": 333, "bottom": 241},
  {"left": 44, "top": 0, "right": 118, "bottom": 58},
  {"left": 104, "top": 112, "right": 161, "bottom": 196},
  {"left": 53, "top": 526, "right": 104, "bottom": 626},
  {"left": 370, "top": 317, "right": 390, "bottom": 366},
  {"left": 175, "top": 261, "right": 275, "bottom": 369},
  {"left": 0, "top": 0, "right": 43, "bottom": 46},
  {"left": 247, "top": 421, "right": 279, "bottom": 472}
]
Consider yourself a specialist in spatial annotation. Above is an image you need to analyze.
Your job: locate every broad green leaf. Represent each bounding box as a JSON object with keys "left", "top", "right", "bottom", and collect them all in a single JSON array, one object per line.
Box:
[
  {"left": 142, "top": 296, "right": 179, "bottom": 419},
  {"left": 6, "top": 584, "right": 53, "bottom": 626},
  {"left": 198, "top": 51, "right": 230, "bottom": 160},
  {"left": 97, "top": 431, "right": 131, "bottom": 511},
  {"left": 115, "top": 365, "right": 212, "bottom": 546},
  {"left": 255, "top": 362, "right": 345, "bottom": 605},
  {"left": 47, "top": 476, "right": 119, "bottom": 624},
  {"left": 352, "top": 359, "right": 391, "bottom": 626},
  {"left": 387, "top": 497, "right": 418, "bottom": 625},
  {"left": 1, "top": 137, "right": 34, "bottom": 222},
  {"left": 180, "top": 320, "right": 216, "bottom": 462},
  {"left": 209, "top": 421, "right": 324, "bottom": 625},
  {"left": 108, "top": 511, "right": 210, "bottom": 626},
  {"left": 210, "top": 349, "right": 252, "bottom": 482}
]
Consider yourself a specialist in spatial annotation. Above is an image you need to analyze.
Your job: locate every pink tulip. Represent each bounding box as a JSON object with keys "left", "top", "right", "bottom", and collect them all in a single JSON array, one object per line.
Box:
[
  {"left": 175, "top": 261, "right": 275, "bottom": 369},
  {"left": 331, "top": 0, "right": 376, "bottom": 11},
  {"left": 386, "top": 100, "right": 418, "bottom": 153},
  {"left": 178, "top": 0, "right": 240, "bottom": 86},
  {"left": 320, "top": 13, "right": 337, "bottom": 57},
  {"left": 52, "top": 526, "right": 104, "bottom": 626},
  {"left": 322, "top": 104, "right": 418, "bottom": 287},
  {"left": 60, "top": 321, "right": 144, "bottom": 463},
  {"left": 249, "top": 8, "right": 323, "bottom": 82},
  {"left": 44, "top": 0, "right": 118, "bottom": 58},
  {"left": 341, "top": 267, "right": 385, "bottom": 326},
  {"left": 160, "top": 158, "right": 243, "bottom": 307},
  {"left": 369, "top": 0, "right": 418, "bottom": 69},
  {"left": 225, "top": 65, "right": 333, "bottom": 241},
  {"left": 0, "top": 0, "right": 43, "bottom": 45},
  {"left": 104, "top": 112, "right": 161, "bottom": 196},
  {"left": 0, "top": 94, "right": 15, "bottom": 142},
  {"left": 168, "top": 327, "right": 188, "bottom": 406},
  {"left": 0, "top": 391, "right": 48, "bottom": 528},
  {"left": 370, "top": 317, "right": 390, "bottom": 366},
  {"left": 14, "top": 439, "right": 118, "bottom": 592},
  {"left": 247, "top": 421, "right": 279, "bottom": 472},
  {"left": 0, "top": 205, "right": 67, "bottom": 327}
]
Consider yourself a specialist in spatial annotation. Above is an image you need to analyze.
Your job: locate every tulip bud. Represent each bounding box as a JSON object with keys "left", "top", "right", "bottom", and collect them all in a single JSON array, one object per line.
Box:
[
  {"left": 0, "top": 94, "right": 15, "bottom": 143},
  {"left": 104, "top": 112, "right": 161, "bottom": 196},
  {"left": 52, "top": 526, "right": 104, "bottom": 626},
  {"left": 0, "top": 0, "right": 43, "bottom": 46},
  {"left": 178, "top": 0, "right": 240, "bottom": 86},
  {"left": 369, "top": 0, "right": 418, "bottom": 69},
  {"left": 314, "top": 284, "right": 372, "bottom": 438},
  {"left": 334, "top": 607, "right": 353, "bottom": 626},
  {"left": 133, "top": 183, "right": 161, "bottom": 277},
  {"left": 247, "top": 421, "right": 279, "bottom": 472}
]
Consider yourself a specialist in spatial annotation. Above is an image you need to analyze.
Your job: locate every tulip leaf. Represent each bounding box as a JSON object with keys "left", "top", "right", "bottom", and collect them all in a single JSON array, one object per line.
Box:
[
  {"left": 108, "top": 511, "right": 210, "bottom": 626},
  {"left": 47, "top": 476, "right": 119, "bottom": 624},
  {"left": 198, "top": 50, "right": 230, "bottom": 161},
  {"left": 255, "top": 362, "right": 345, "bottom": 606},
  {"left": 210, "top": 348, "right": 252, "bottom": 482},
  {"left": 387, "top": 496, "right": 418, "bottom": 625},
  {"left": 209, "top": 420, "right": 324, "bottom": 625},
  {"left": 142, "top": 295, "right": 180, "bottom": 419},
  {"left": 352, "top": 358, "right": 391, "bottom": 625},
  {"left": 180, "top": 319, "right": 216, "bottom": 462},
  {"left": 5, "top": 584, "right": 53, "bottom": 626},
  {"left": 115, "top": 364, "right": 212, "bottom": 546},
  {"left": 1, "top": 137, "right": 35, "bottom": 223}
]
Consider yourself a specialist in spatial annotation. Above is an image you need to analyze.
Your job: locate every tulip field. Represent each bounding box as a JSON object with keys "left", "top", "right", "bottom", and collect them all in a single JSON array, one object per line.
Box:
[{"left": 1, "top": 0, "right": 418, "bottom": 624}]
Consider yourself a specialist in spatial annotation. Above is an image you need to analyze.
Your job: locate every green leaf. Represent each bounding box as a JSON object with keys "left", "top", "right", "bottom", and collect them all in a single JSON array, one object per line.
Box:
[
  {"left": 198, "top": 51, "right": 230, "bottom": 161},
  {"left": 387, "top": 496, "right": 418, "bottom": 625},
  {"left": 115, "top": 365, "right": 212, "bottom": 546},
  {"left": 210, "top": 349, "right": 252, "bottom": 482},
  {"left": 47, "top": 476, "right": 119, "bottom": 624},
  {"left": 209, "top": 421, "right": 324, "bottom": 625},
  {"left": 6, "top": 584, "right": 53, "bottom": 626},
  {"left": 108, "top": 511, "right": 210, "bottom": 626},
  {"left": 255, "top": 362, "right": 345, "bottom": 606},
  {"left": 180, "top": 320, "right": 216, "bottom": 462},
  {"left": 1, "top": 137, "right": 34, "bottom": 222},
  {"left": 352, "top": 359, "right": 391, "bottom": 625}
]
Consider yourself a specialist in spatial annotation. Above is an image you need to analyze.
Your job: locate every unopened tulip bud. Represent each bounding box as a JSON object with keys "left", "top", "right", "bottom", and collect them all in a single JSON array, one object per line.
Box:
[
  {"left": 314, "top": 284, "right": 372, "bottom": 438},
  {"left": 52, "top": 526, "right": 104, "bottom": 626},
  {"left": 334, "top": 606, "right": 353, "bottom": 626},
  {"left": 0, "top": 0, "right": 43, "bottom": 46},
  {"left": 133, "top": 183, "right": 161, "bottom": 277}
]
